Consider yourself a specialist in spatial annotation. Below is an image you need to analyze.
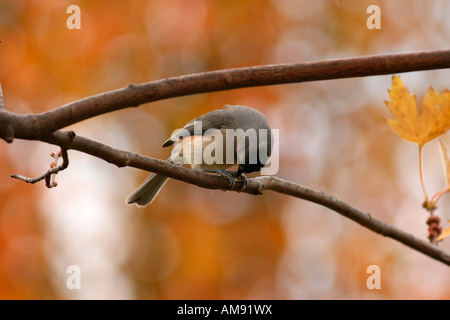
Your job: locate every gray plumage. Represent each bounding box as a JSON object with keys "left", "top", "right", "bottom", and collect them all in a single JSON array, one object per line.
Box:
[{"left": 126, "top": 105, "right": 272, "bottom": 207}]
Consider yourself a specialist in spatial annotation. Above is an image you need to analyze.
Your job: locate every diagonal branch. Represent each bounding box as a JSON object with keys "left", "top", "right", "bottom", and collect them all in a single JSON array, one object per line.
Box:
[
  {"left": 255, "top": 176, "right": 450, "bottom": 266},
  {"left": 39, "top": 130, "right": 450, "bottom": 266}
]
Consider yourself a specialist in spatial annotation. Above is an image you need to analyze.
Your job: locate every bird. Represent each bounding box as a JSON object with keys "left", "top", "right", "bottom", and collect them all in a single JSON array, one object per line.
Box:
[{"left": 126, "top": 105, "right": 273, "bottom": 207}]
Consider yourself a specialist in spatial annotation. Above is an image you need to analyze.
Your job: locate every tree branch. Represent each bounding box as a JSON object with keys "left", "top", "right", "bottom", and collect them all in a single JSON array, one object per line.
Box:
[
  {"left": 255, "top": 176, "right": 450, "bottom": 266},
  {"left": 38, "top": 130, "right": 450, "bottom": 266},
  {"left": 1, "top": 50, "right": 450, "bottom": 266},
  {"left": 2, "top": 50, "right": 450, "bottom": 141}
]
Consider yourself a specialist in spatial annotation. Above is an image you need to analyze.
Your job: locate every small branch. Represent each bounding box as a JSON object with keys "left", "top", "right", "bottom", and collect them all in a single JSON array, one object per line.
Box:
[
  {"left": 11, "top": 148, "right": 69, "bottom": 188},
  {"left": 38, "top": 130, "right": 450, "bottom": 266},
  {"left": 253, "top": 176, "right": 450, "bottom": 266}
]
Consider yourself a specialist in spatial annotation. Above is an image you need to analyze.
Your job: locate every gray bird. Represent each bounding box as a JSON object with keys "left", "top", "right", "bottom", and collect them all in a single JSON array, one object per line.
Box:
[{"left": 126, "top": 105, "right": 273, "bottom": 207}]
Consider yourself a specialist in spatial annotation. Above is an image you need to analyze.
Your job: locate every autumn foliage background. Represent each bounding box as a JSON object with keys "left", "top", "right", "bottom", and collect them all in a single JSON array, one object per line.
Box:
[{"left": 0, "top": 0, "right": 449, "bottom": 299}]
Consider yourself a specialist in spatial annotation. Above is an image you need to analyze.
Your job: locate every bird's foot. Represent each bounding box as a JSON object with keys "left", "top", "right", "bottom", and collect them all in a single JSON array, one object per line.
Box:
[{"left": 202, "top": 169, "right": 247, "bottom": 191}]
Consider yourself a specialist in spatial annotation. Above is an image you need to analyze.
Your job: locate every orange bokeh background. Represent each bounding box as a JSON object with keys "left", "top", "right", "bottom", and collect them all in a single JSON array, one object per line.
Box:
[{"left": 0, "top": 0, "right": 449, "bottom": 299}]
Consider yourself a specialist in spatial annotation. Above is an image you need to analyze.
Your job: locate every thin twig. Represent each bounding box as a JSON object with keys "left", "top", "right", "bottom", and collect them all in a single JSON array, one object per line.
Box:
[{"left": 11, "top": 148, "right": 69, "bottom": 188}]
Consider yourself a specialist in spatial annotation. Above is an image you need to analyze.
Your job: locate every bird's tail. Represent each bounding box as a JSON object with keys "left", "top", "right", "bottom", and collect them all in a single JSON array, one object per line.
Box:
[{"left": 125, "top": 173, "right": 169, "bottom": 207}]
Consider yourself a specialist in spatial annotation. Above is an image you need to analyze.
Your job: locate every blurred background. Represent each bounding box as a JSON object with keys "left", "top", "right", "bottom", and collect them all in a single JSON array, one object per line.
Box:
[{"left": 0, "top": 0, "right": 449, "bottom": 299}]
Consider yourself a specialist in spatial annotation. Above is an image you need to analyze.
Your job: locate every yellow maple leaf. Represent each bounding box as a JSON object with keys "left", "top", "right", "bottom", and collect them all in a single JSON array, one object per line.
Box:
[{"left": 385, "top": 76, "right": 450, "bottom": 147}]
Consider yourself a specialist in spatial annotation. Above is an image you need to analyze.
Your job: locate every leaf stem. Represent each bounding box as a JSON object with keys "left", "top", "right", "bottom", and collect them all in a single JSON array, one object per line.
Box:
[
  {"left": 430, "top": 187, "right": 450, "bottom": 205},
  {"left": 419, "top": 145, "right": 429, "bottom": 201}
]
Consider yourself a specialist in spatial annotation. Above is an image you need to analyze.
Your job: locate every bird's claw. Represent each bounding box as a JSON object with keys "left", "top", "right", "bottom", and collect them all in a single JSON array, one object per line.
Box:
[
  {"left": 203, "top": 169, "right": 236, "bottom": 189},
  {"left": 235, "top": 174, "right": 247, "bottom": 192},
  {"left": 202, "top": 169, "right": 248, "bottom": 191}
]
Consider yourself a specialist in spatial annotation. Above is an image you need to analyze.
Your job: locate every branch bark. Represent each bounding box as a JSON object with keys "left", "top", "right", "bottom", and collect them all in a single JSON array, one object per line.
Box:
[
  {"left": 2, "top": 49, "right": 450, "bottom": 141},
  {"left": 1, "top": 50, "right": 450, "bottom": 266},
  {"left": 40, "top": 130, "right": 450, "bottom": 266}
]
